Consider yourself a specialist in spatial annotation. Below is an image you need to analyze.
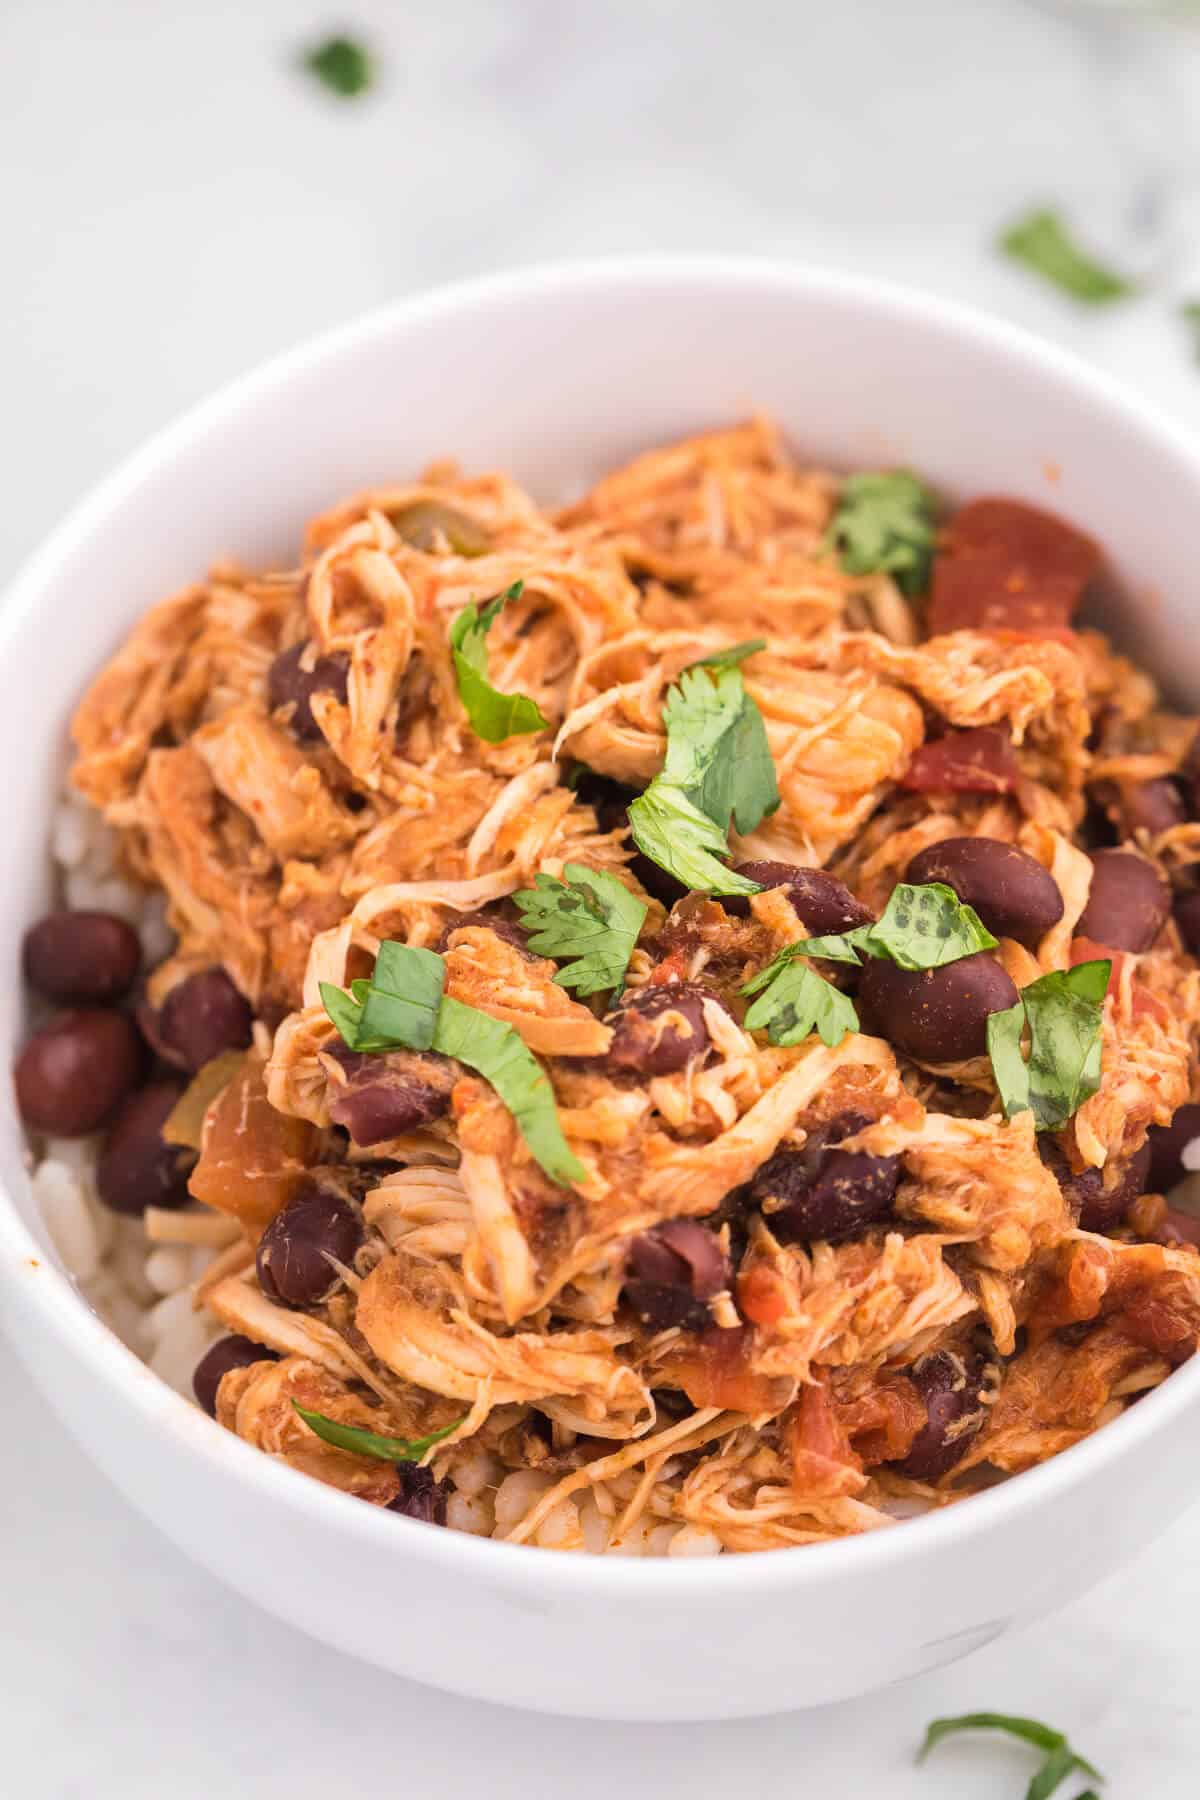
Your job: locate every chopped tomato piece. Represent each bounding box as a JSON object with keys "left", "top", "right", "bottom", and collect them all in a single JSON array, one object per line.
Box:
[
  {"left": 899, "top": 726, "right": 1021, "bottom": 794},
  {"left": 736, "top": 1262, "right": 789, "bottom": 1326},
  {"left": 663, "top": 1324, "right": 790, "bottom": 1414},
  {"left": 1119, "top": 1288, "right": 1197, "bottom": 1364},
  {"left": 928, "top": 497, "right": 1101, "bottom": 636},
  {"left": 789, "top": 1380, "right": 863, "bottom": 1497},
  {"left": 189, "top": 1051, "right": 321, "bottom": 1240},
  {"left": 834, "top": 1371, "right": 925, "bottom": 1466}
]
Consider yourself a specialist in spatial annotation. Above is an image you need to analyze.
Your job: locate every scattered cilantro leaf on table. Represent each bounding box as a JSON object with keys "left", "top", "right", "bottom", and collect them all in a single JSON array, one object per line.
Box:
[
  {"left": 303, "top": 35, "right": 374, "bottom": 98},
  {"left": 998, "top": 206, "right": 1135, "bottom": 304},
  {"left": 919, "top": 1711, "right": 1103, "bottom": 1800}
]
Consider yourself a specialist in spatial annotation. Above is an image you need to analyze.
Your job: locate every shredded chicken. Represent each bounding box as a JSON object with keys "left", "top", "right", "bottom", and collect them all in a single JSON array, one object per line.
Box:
[{"left": 60, "top": 420, "right": 1200, "bottom": 1555}]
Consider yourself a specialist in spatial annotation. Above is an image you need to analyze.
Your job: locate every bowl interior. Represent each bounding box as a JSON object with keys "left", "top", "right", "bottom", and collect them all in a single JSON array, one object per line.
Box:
[{"left": 4, "top": 255, "right": 1200, "bottom": 1473}]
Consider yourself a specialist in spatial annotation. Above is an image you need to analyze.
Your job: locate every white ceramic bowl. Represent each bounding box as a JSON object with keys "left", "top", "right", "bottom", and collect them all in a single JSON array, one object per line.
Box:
[{"left": 4, "top": 258, "right": 1200, "bottom": 1722}]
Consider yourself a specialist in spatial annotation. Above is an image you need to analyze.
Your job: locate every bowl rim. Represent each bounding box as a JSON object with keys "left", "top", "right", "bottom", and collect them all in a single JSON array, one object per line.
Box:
[{"left": 4, "top": 251, "right": 1200, "bottom": 1594}]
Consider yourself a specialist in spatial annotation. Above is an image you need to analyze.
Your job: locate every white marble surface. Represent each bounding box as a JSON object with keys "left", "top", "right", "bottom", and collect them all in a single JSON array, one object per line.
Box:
[{"left": 6, "top": 0, "right": 1200, "bottom": 1792}]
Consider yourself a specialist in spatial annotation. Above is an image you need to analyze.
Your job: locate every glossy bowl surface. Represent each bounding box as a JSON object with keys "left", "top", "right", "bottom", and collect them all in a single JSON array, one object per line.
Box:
[{"left": 3, "top": 258, "right": 1200, "bottom": 1720}]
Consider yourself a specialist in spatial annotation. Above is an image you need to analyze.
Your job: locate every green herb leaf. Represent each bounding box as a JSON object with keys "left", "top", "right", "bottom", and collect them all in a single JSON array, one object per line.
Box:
[
  {"left": 628, "top": 659, "right": 780, "bottom": 895},
  {"left": 628, "top": 786, "right": 762, "bottom": 897},
  {"left": 659, "top": 664, "right": 779, "bottom": 836},
  {"left": 683, "top": 638, "right": 768, "bottom": 671},
  {"left": 319, "top": 942, "right": 445, "bottom": 1054},
  {"left": 303, "top": 36, "right": 373, "bottom": 98},
  {"left": 320, "top": 943, "right": 584, "bottom": 1186},
  {"left": 825, "top": 471, "right": 937, "bottom": 597},
  {"left": 1180, "top": 300, "right": 1200, "bottom": 362},
  {"left": 998, "top": 206, "right": 1135, "bottom": 305},
  {"left": 512, "top": 864, "right": 647, "bottom": 999},
  {"left": 432, "top": 996, "right": 585, "bottom": 1185},
  {"left": 919, "top": 1712, "right": 1102, "bottom": 1800},
  {"left": 743, "top": 959, "right": 860, "bottom": 1049},
  {"left": 292, "top": 1403, "right": 463, "bottom": 1462},
  {"left": 861, "top": 881, "right": 998, "bottom": 970},
  {"left": 987, "top": 959, "right": 1110, "bottom": 1131},
  {"left": 449, "top": 581, "right": 549, "bottom": 743}
]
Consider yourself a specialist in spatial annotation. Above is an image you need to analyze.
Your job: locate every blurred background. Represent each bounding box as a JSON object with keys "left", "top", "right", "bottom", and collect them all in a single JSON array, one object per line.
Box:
[{"left": 6, "top": 1, "right": 1200, "bottom": 1794}]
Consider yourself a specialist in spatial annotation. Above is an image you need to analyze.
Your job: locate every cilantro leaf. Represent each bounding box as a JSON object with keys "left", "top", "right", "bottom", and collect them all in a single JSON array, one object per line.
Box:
[
  {"left": 432, "top": 996, "right": 585, "bottom": 1185},
  {"left": 683, "top": 639, "right": 767, "bottom": 671},
  {"left": 292, "top": 1404, "right": 463, "bottom": 1462},
  {"left": 303, "top": 36, "right": 374, "bottom": 98},
  {"left": 987, "top": 959, "right": 1110, "bottom": 1132},
  {"left": 320, "top": 943, "right": 584, "bottom": 1186},
  {"left": 449, "top": 581, "right": 549, "bottom": 743},
  {"left": 861, "top": 881, "right": 997, "bottom": 970},
  {"left": 628, "top": 786, "right": 762, "bottom": 898},
  {"left": 512, "top": 864, "right": 647, "bottom": 999},
  {"left": 825, "top": 471, "right": 937, "bottom": 597},
  {"left": 998, "top": 206, "right": 1135, "bottom": 305},
  {"left": 919, "top": 1712, "right": 1102, "bottom": 1800},
  {"left": 743, "top": 958, "right": 859, "bottom": 1049},
  {"left": 319, "top": 942, "right": 445, "bottom": 1053},
  {"left": 628, "top": 660, "right": 779, "bottom": 895}
]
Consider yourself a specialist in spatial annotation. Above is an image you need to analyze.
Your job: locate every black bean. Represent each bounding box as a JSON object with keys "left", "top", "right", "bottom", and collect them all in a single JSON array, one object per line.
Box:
[
  {"left": 387, "top": 500, "right": 490, "bottom": 557},
  {"left": 1147, "top": 1103, "right": 1200, "bottom": 1194},
  {"left": 256, "top": 1180, "right": 365, "bottom": 1309},
  {"left": 725, "top": 862, "right": 874, "bottom": 931},
  {"left": 858, "top": 952, "right": 1018, "bottom": 1063},
  {"left": 1174, "top": 890, "right": 1200, "bottom": 958},
  {"left": 750, "top": 1111, "right": 899, "bottom": 1243},
  {"left": 386, "top": 1463, "right": 451, "bottom": 1524},
  {"left": 97, "top": 1081, "right": 195, "bottom": 1215},
  {"left": 905, "top": 837, "right": 1064, "bottom": 950},
  {"left": 267, "top": 642, "right": 350, "bottom": 742},
  {"left": 1040, "top": 1137, "right": 1150, "bottom": 1232},
  {"left": 1076, "top": 849, "right": 1170, "bottom": 953},
  {"left": 437, "top": 900, "right": 532, "bottom": 957},
  {"left": 604, "top": 982, "right": 715, "bottom": 1076},
  {"left": 1123, "top": 779, "right": 1186, "bottom": 837},
  {"left": 159, "top": 968, "right": 253, "bottom": 1072},
  {"left": 327, "top": 1046, "right": 455, "bottom": 1146},
  {"left": 23, "top": 910, "right": 141, "bottom": 1004},
  {"left": 15, "top": 1009, "right": 143, "bottom": 1136},
  {"left": 192, "top": 1335, "right": 277, "bottom": 1417},
  {"left": 623, "top": 1220, "right": 730, "bottom": 1331},
  {"left": 891, "top": 1349, "right": 988, "bottom": 1482}
]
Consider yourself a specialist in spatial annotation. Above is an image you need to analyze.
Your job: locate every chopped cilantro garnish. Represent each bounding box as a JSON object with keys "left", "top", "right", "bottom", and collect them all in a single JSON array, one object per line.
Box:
[
  {"left": 321, "top": 941, "right": 584, "bottom": 1185},
  {"left": 292, "top": 1404, "right": 462, "bottom": 1462},
  {"left": 919, "top": 1711, "right": 1103, "bottom": 1800},
  {"left": 303, "top": 35, "right": 374, "bottom": 98},
  {"left": 861, "top": 881, "right": 997, "bottom": 970},
  {"left": 998, "top": 207, "right": 1135, "bottom": 305},
  {"left": 683, "top": 638, "right": 767, "bottom": 672},
  {"left": 740, "top": 881, "right": 997, "bottom": 1052},
  {"left": 987, "top": 959, "right": 1110, "bottom": 1132},
  {"left": 743, "top": 958, "right": 859, "bottom": 1049},
  {"left": 628, "top": 660, "right": 779, "bottom": 895},
  {"left": 449, "top": 581, "right": 550, "bottom": 743},
  {"left": 513, "top": 864, "right": 647, "bottom": 999},
  {"left": 825, "top": 471, "right": 937, "bottom": 597}
]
